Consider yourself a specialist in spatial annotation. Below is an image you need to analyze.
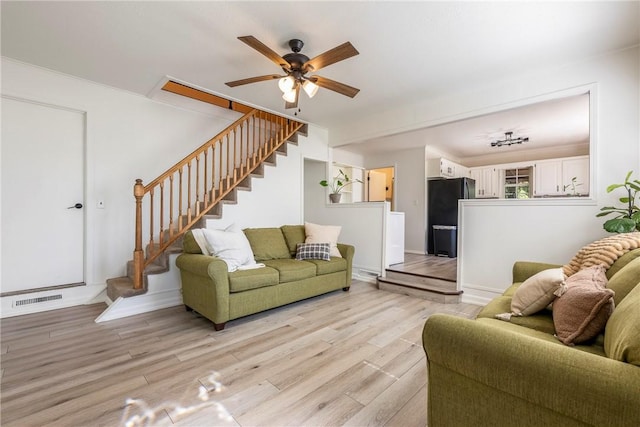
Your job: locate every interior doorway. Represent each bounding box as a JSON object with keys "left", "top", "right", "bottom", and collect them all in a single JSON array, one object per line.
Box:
[
  {"left": 1, "top": 97, "right": 86, "bottom": 295},
  {"left": 366, "top": 167, "right": 395, "bottom": 210}
]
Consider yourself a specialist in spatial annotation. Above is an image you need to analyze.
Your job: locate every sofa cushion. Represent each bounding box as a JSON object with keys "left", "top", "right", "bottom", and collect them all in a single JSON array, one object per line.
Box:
[
  {"left": 510, "top": 268, "right": 566, "bottom": 316},
  {"left": 202, "top": 224, "right": 257, "bottom": 272},
  {"left": 262, "top": 259, "right": 317, "bottom": 283},
  {"left": 281, "top": 225, "right": 306, "bottom": 256},
  {"left": 553, "top": 266, "right": 614, "bottom": 345},
  {"left": 478, "top": 295, "right": 556, "bottom": 335},
  {"left": 243, "top": 228, "right": 291, "bottom": 261},
  {"left": 304, "top": 222, "right": 342, "bottom": 258},
  {"left": 295, "top": 243, "right": 331, "bottom": 261},
  {"left": 306, "top": 257, "right": 348, "bottom": 276},
  {"left": 228, "top": 267, "right": 279, "bottom": 293},
  {"left": 606, "top": 256, "right": 640, "bottom": 306},
  {"left": 605, "top": 247, "right": 640, "bottom": 279},
  {"left": 604, "top": 281, "right": 640, "bottom": 366}
]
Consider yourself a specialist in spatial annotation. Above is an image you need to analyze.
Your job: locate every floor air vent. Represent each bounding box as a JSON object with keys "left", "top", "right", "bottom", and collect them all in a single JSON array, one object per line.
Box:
[{"left": 15, "top": 294, "right": 62, "bottom": 307}]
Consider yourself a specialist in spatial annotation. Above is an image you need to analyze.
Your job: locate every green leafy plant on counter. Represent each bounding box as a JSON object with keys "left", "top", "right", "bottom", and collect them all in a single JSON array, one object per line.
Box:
[
  {"left": 563, "top": 176, "right": 583, "bottom": 196},
  {"left": 597, "top": 171, "right": 640, "bottom": 233},
  {"left": 319, "top": 169, "right": 362, "bottom": 194}
]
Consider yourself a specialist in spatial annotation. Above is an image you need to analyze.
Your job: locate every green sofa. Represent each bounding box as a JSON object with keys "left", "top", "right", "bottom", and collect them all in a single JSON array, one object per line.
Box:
[
  {"left": 176, "top": 225, "right": 354, "bottom": 330},
  {"left": 422, "top": 248, "right": 640, "bottom": 427}
]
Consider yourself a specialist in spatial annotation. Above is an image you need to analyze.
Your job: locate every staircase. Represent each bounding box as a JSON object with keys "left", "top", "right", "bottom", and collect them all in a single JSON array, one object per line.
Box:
[
  {"left": 105, "top": 109, "right": 307, "bottom": 303},
  {"left": 377, "top": 257, "right": 462, "bottom": 303}
]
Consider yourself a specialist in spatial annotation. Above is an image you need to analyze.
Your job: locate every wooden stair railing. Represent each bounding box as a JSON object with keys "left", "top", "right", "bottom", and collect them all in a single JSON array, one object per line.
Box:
[{"left": 131, "top": 109, "right": 306, "bottom": 290}]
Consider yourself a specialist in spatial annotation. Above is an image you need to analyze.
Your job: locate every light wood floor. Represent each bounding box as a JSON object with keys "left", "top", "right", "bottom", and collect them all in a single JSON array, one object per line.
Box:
[
  {"left": 388, "top": 254, "right": 457, "bottom": 282},
  {"left": 0, "top": 281, "right": 480, "bottom": 426}
]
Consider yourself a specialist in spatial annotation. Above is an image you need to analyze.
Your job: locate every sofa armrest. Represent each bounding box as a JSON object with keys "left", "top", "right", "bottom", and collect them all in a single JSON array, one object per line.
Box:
[
  {"left": 337, "top": 243, "right": 355, "bottom": 285},
  {"left": 512, "top": 261, "right": 562, "bottom": 283},
  {"left": 423, "top": 314, "right": 640, "bottom": 426},
  {"left": 175, "top": 253, "right": 230, "bottom": 324}
]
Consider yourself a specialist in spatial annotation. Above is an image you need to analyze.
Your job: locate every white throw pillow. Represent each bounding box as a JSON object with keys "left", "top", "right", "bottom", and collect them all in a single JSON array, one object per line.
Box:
[
  {"left": 202, "top": 224, "right": 257, "bottom": 272},
  {"left": 304, "top": 222, "right": 342, "bottom": 258},
  {"left": 511, "top": 268, "right": 566, "bottom": 316}
]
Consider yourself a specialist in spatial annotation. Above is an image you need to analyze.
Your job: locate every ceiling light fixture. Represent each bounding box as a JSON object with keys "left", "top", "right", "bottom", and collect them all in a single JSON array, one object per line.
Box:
[
  {"left": 491, "top": 131, "right": 529, "bottom": 147},
  {"left": 302, "top": 80, "right": 319, "bottom": 98},
  {"left": 282, "top": 87, "right": 297, "bottom": 103}
]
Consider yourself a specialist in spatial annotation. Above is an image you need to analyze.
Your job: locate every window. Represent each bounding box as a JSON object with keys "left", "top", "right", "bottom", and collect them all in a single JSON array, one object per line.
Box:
[{"left": 504, "top": 167, "right": 532, "bottom": 199}]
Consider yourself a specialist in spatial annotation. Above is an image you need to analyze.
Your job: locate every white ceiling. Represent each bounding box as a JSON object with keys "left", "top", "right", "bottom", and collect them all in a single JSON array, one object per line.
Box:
[{"left": 2, "top": 1, "right": 638, "bottom": 158}]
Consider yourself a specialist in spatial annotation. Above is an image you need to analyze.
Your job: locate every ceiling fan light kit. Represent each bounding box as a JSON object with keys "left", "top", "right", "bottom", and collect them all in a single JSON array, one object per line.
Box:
[
  {"left": 225, "top": 35, "right": 360, "bottom": 109},
  {"left": 491, "top": 131, "right": 529, "bottom": 148}
]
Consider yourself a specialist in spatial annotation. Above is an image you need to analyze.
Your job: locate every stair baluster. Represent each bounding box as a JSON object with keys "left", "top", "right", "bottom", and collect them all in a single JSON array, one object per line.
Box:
[{"left": 128, "top": 110, "right": 306, "bottom": 290}]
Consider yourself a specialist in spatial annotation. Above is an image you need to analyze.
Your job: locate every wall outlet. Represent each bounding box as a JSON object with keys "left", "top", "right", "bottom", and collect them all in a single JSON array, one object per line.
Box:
[{"left": 97, "top": 200, "right": 105, "bottom": 209}]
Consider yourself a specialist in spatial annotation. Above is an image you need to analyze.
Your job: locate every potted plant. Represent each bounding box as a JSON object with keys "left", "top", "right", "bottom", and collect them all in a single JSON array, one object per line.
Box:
[
  {"left": 596, "top": 170, "right": 640, "bottom": 233},
  {"left": 320, "top": 169, "right": 362, "bottom": 203}
]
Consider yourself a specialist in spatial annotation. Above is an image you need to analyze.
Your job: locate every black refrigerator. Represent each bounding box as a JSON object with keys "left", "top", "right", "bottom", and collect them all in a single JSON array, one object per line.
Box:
[{"left": 427, "top": 177, "right": 475, "bottom": 256}]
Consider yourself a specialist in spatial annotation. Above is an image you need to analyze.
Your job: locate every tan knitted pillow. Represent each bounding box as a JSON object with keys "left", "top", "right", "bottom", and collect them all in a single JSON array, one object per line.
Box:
[{"left": 553, "top": 266, "right": 614, "bottom": 345}]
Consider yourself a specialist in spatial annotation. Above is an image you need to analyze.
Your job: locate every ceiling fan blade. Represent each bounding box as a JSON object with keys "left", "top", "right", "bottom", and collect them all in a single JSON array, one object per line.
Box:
[
  {"left": 238, "top": 36, "right": 290, "bottom": 71},
  {"left": 310, "top": 76, "right": 360, "bottom": 98},
  {"left": 225, "top": 74, "right": 283, "bottom": 87},
  {"left": 284, "top": 85, "right": 300, "bottom": 109},
  {"left": 303, "top": 42, "right": 359, "bottom": 73}
]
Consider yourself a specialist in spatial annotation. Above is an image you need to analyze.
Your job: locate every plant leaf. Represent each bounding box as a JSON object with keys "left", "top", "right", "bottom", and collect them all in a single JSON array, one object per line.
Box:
[
  {"left": 319, "top": 180, "right": 328, "bottom": 187},
  {"left": 624, "top": 170, "right": 633, "bottom": 183},
  {"left": 606, "top": 183, "right": 625, "bottom": 192},
  {"left": 596, "top": 211, "right": 616, "bottom": 217},
  {"left": 628, "top": 183, "right": 640, "bottom": 191},
  {"left": 604, "top": 218, "right": 636, "bottom": 233}
]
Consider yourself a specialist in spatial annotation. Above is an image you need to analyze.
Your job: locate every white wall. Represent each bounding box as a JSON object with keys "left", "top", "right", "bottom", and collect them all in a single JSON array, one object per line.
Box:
[
  {"left": 364, "top": 147, "right": 427, "bottom": 253},
  {"left": 304, "top": 158, "right": 389, "bottom": 278},
  {"left": 1, "top": 58, "right": 329, "bottom": 310},
  {"left": 340, "top": 47, "right": 638, "bottom": 303}
]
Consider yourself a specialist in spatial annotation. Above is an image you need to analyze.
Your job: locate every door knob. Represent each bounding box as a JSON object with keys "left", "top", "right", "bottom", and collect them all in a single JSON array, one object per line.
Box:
[{"left": 67, "top": 203, "right": 83, "bottom": 209}]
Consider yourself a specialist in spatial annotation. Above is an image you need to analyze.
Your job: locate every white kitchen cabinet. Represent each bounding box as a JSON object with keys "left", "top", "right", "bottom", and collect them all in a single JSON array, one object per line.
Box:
[
  {"left": 470, "top": 167, "right": 501, "bottom": 198},
  {"left": 561, "top": 157, "right": 589, "bottom": 196},
  {"left": 534, "top": 161, "right": 563, "bottom": 196},
  {"left": 534, "top": 156, "right": 589, "bottom": 197},
  {"left": 427, "top": 158, "right": 467, "bottom": 178}
]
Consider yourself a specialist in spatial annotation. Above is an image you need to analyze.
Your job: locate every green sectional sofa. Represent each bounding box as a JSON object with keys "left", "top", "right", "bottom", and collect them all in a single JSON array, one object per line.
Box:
[
  {"left": 176, "top": 225, "right": 354, "bottom": 330},
  {"left": 422, "top": 248, "right": 640, "bottom": 427}
]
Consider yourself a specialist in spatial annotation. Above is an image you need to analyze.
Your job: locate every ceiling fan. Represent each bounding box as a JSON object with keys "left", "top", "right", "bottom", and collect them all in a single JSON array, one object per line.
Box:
[{"left": 225, "top": 36, "right": 360, "bottom": 109}]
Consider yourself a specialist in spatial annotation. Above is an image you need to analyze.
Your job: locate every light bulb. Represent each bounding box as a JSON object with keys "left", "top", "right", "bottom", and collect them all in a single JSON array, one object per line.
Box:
[
  {"left": 282, "top": 89, "right": 297, "bottom": 103},
  {"left": 278, "top": 76, "right": 295, "bottom": 93},
  {"left": 302, "top": 80, "right": 319, "bottom": 98}
]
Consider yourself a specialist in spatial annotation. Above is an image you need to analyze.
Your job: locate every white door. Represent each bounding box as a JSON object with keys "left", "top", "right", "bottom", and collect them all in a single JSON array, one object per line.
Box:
[
  {"left": 1, "top": 97, "right": 85, "bottom": 294},
  {"left": 367, "top": 170, "right": 387, "bottom": 202}
]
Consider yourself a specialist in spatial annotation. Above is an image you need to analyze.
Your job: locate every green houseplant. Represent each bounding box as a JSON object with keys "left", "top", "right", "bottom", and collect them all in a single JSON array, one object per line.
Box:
[
  {"left": 597, "top": 170, "right": 640, "bottom": 233},
  {"left": 320, "top": 169, "right": 362, "bottom": 203}
]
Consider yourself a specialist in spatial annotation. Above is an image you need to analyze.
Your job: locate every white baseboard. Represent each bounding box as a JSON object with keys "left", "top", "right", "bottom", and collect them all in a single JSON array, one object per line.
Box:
[
  {"left": 404, "top": 249, "right": 426, "bottom": 255},
  {"left": 460, "top": 282, "right": 500, "bottom": 306},
  {"left": 95, "top": 288, "right": 183, "bottom": 322},
  {"left": 95, "top": 254, "right": 183, "bottom": 323},
  {"left": 0, "top": 283, "right": 106, "bottom": 318}
]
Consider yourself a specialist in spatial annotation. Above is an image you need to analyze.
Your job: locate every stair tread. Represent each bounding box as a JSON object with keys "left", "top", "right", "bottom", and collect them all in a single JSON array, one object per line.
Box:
[
  {"left": 377, "top": 276, "right": 461, "bottom": 295},
  {"left": 385, "top": 267, "right": 456, "bottom": 282},
  {"left": 106, "top": 276, "right": 146, "bottom": 300}
]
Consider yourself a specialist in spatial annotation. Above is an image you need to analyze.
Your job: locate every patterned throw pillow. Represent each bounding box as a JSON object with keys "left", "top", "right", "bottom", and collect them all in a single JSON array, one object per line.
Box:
[{"left": 295, "top": 243, "right": 331, "bottom": 261}]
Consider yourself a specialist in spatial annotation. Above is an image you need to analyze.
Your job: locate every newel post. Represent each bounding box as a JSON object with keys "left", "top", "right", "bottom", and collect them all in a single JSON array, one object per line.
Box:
[{"left": 133, "top": 179, "right": 145, "bottom": 289}]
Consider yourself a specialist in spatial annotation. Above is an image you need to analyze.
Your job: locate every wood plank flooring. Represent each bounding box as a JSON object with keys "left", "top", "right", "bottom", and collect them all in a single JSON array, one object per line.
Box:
[
  {"left": 388, "top": 254, "right": 457, "bottom": 282},
  {"left": 0, "top": 281, "right": 481, "bottom": 426}
]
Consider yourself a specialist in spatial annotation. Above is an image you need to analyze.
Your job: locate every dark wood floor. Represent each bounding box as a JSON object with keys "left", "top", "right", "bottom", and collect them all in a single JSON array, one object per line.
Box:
[{"left": 388, "top": 253, "right": 457, "bottom": 282}]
